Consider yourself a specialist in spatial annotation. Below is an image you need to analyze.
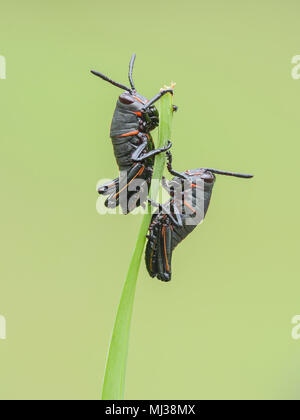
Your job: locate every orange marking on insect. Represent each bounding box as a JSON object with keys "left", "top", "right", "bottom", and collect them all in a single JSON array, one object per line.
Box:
[
  {"left": 191, "top": 183, "right": 203, "bottom": 188},
  {"left": 133, "top": 111, "right": 142, "bottom": 117},
  {"left": 118, "top": 130, "right": 139, "bottom": 138},
  {"left": 162, "top": 226, "right": 170, "bottom": 273},
  {"left": 133, "top": 96, "right": 145, "bottom": 104},
  {"left": 184, "top": 200, "right": 196, "bottom": 213},
  {"left": 112, "top": 166, "right": 145, "bottom": 199}
]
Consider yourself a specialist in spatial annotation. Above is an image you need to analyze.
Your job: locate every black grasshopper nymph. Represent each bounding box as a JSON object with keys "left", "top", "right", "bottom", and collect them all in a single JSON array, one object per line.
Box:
[
  {"left": 145, "top": 152, "right": 253, "bottom": 282},
  {"left": 91, "top": 54, "right": 177, "bottom": 214}
]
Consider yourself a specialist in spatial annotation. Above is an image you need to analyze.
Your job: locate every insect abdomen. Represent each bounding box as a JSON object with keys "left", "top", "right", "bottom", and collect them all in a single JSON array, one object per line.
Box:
[
  {"left": 171, "top": 222, "right": 197, "bottom": 250},
  {"left": 111, "top": 136, "right": 137, "bottom": 170}
]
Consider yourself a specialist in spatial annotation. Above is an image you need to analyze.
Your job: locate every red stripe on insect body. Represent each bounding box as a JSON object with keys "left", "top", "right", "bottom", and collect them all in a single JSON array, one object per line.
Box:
[
  {"left": 118, "top": 130, "right": 139, "bottom": 138},
  {"left": 133, "top": 96, "right": 145, "bottom": 104},
  {"left": 187, "top": 172, "right": 202, "bottom": 176},
  {"left": 162, "top": 226, "right": 170, "bottom": 273}
]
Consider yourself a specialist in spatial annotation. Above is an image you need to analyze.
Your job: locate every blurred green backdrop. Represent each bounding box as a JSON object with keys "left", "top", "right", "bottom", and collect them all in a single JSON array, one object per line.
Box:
[{"left": 0, "top": 0, "right": 300, "bottom": 400}]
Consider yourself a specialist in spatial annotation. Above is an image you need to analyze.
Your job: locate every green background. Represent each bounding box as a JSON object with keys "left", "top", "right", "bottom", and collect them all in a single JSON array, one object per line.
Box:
[{"left": 1, "top": 0, "right": 299, "bottom": 400}]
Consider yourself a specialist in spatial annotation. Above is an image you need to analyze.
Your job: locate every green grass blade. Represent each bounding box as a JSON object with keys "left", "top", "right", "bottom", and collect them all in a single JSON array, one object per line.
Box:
[{"left": 101, "top": 91, "right": 174, "bottom": 400}]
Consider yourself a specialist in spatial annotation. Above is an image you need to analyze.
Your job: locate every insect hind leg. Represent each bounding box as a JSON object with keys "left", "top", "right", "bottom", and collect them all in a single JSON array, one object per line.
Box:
[
  {"left": 97, "top": 178, "right": 120, "bottom": 209},
  {"left": 118, "top": 164, "right": 148, "bottom": 214},
  {"left": 146, "top": 217, "right": 173, "bottom": 282},
  {"left": 98, "top": 178, "right": 119, "bottom": 196},
  {"left": 98, "top": 164, "right": 151, "bottom": 213}
]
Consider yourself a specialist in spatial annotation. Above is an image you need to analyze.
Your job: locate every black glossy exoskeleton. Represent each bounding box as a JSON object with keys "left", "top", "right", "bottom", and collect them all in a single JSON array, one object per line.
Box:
[
  {"left": 91, "top": 54, "right": 176, "bottom": 214},
  {"left": 145, "top": 153, "right": 253, "bottom": 282}
]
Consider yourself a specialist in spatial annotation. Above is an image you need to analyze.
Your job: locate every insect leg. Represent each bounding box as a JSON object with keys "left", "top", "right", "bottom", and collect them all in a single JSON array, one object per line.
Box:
[
  {"left": 148, "top": 199, "right": 183, "bottom": 227},
  {"left": 132, "top": 141, "right": 172, "bottom": 162},
  {"left": 131, "top": 135, "right": 148, "bottom": 161},
  {"left": 98, "top": 178, "right": 119, "bottom": 196},
  {"left": 127, "top": 178, "right": 149, "bottom": 213},
  {"left": 143, "top": 89, "right": 174, "bottom": 110},
  {"left": 97, "top": 178, "right": 120, "bottom": 209},
  {"left": 148, "top": 198, "right": 163, "bottom": 212},
  {"left": 169, "top": 201, "right": 184, "bottom": 227},
  {"left": 166, "top": 151, "right": 188, "bottom": 180},
  {"left": 102, "top": 164, "right": 145, "bottom": 212},
  {"left": 161, "top": 176, "right": 170, "bottom": 191}
]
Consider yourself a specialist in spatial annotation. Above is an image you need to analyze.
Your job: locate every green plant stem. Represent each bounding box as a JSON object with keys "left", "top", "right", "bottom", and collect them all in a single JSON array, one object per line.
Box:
[{"left": 101, "top": 91, "right": 174, "bottom": 400}]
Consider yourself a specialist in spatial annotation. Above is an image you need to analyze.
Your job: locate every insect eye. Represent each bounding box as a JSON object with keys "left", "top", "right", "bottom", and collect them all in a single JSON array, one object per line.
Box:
[{"left": 119, "top": 93, "right": 135, "bottom": 105}]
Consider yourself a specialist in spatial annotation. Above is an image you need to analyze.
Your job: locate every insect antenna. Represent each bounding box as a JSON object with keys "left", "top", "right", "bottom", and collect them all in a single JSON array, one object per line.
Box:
[
  {"left": 128, "top": 53, "right": 136, "bottom": 90},
  {"left": 206, "top": 169, "right": 254, "bottom": 179},
  {"left": 90, "top": 70, "right": 132, "bottom": 93}
]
